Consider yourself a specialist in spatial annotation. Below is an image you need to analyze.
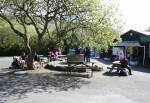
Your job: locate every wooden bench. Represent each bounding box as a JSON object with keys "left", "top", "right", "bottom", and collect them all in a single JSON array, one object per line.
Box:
[{"left": 67, "top": 54, "right": 94, "bottom": 77}]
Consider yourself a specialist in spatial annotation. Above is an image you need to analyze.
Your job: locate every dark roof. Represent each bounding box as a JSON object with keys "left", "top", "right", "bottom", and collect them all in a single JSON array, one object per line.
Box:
[{"left": 122, "top": 29, "right": 150, "bottom": 36}]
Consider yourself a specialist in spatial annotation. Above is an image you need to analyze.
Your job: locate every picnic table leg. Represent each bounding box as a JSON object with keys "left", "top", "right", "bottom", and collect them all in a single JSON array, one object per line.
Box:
[
  {"left": 109, "top": 64, "right": 115, "bottom": 73},
  {"left": 109, "top": 68, "right": 113, "bottom": 73}
]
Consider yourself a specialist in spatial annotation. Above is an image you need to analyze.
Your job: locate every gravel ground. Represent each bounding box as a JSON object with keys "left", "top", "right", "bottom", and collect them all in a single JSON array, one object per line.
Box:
[{"left": 0, "top": 57, "right": 150, "bottom": 103}]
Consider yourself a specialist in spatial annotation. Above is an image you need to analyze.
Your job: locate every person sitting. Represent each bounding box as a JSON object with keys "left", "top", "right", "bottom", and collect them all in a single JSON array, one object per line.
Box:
[
  {"left": 48, "top": 51, "right": 55, "bottom": 61},
  {"left": 120, "top": 58, "right": 132, "bottom": 75},
  {"left": 54, "top": 50, "right": 59, "bottom": 58},
  {"left": 50, "top": 50, "right": 60, "bottom": 61}
]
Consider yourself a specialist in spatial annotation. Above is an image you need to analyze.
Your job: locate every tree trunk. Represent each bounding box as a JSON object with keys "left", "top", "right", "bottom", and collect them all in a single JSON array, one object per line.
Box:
[
  {"left": 26, "top": 53, "right": 34, "bottom": 70},
  {"left": 24, "top": 35, "right": 35, "bottom": 70},
  {"left": 26, "top": 35, "right": 42, "bottom": 70}
]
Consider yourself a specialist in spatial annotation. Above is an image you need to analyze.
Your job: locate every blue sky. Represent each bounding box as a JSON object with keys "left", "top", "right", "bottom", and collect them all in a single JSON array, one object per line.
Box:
[{"left": 115, "top": 0, "right": 150, "bottom": 32}]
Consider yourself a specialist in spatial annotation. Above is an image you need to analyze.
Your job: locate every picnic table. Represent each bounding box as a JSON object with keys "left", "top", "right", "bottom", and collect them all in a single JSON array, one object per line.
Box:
[
  {"left": 107, "top": 61, "right": 122, "bottom": 73},
  {"left": 58, "top": 55, "right": 67, "bottom": 58},
  {"left": 58, "top": 55, "right": 67, "bottom": 61},
  {"left": 67, "top": 54, "right": 94, "bottom": 78}
]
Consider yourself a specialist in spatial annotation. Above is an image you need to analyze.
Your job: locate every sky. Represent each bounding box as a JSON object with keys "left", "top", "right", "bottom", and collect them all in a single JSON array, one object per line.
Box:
[{"left": 115, "top": 0, "right": 150, "bottom": 32}]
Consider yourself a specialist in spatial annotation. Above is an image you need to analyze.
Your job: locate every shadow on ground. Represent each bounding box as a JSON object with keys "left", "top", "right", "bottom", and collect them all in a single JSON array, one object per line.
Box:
[
  {"left": 102, "top": 71, "right": 119, "bottom": 77},
  {"left": 103, "top": 71, "right": 128, "bottom": 77},
  {"left": 132, "top": 66, "right": 150, "bottom": 74},
  {"left": 0, "top": 72, "right": 90, "bottom": 103}
]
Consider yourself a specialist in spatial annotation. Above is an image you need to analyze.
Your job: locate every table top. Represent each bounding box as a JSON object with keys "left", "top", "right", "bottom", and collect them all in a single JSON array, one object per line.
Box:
[
  {"left": 38, "top": 55, "right": 44, "bottom": 57},
  {"left": 112, "top": 61, "right": 121, "bottom": 64},
  {"left": 58, "top": 55, "right": 67, "bottom": 58}
]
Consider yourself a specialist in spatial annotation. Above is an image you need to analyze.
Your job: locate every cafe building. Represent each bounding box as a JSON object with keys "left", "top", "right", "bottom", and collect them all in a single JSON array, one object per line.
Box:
[{"left": 113, "top": 30, "right": 150, "bottom": 65}]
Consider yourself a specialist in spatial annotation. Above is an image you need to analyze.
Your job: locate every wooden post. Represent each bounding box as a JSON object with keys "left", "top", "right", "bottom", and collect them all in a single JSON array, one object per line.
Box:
[
  {"left": 143, "top": 46, "right": 145, "bottom": 65},
  {"left": 124, "top": 46, "right": 126, "bottom": 59}
]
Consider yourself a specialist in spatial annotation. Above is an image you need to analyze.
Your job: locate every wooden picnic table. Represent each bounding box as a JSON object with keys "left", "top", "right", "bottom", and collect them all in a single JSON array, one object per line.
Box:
[
  {"left": 112, "top": 61, "right": 121, "bottom": 67},
  {"left": 107, "top": 61, "right": 122, "bottom": 73},
  {"left": 58, "top": 55, "right": 67, "bottom": 58},
  {"left": 67, "top": 54, "right": 94, "bottom": 78},
  {"left": 58, "top": 55, "right": 67, "bottom": 60}
]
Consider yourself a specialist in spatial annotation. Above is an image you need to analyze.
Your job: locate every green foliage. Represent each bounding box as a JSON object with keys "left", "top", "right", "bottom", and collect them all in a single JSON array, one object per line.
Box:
[
  {"left": 0, "top": 0, "right": 123, "bottom": 56},
  {"left": 50, "top": 0, "right": 122, "bottom": 53},
  {"left": 0, "top": 18, "right": 24, "bottom": 56}
]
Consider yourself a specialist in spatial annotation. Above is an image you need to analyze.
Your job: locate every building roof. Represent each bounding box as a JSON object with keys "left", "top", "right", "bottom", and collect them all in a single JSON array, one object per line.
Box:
[
  {"left": 138, "top": 31, "right": 150, "bottom": 35},
  {"left": 122, "top": 29, "right": 150, "bottom": 36},
  {"left": 116, "top": 41, "right": 141, "bottom": 47}
]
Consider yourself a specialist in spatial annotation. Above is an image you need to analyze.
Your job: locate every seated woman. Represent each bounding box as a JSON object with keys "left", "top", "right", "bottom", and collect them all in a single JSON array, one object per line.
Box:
[
  {"left": 48, "top": 51, "right": 54, "bottom": 61},
  {"left": 53, "top": 50, "right": 59, "bottom": 59},
  {"left": 48, "top": 50, "right": 60, "bottom": 61}
]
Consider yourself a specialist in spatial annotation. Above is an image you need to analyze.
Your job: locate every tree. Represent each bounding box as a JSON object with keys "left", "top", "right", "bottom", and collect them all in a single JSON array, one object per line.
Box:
[
  {"left": 0, "top": 0, "right": 71, "bottom": 69},
  {"left": 52, "top": 0, "right": 122, "bottom": 52},
  {"left": 0, "top": 0, "right": 122, "bottom": 69}
]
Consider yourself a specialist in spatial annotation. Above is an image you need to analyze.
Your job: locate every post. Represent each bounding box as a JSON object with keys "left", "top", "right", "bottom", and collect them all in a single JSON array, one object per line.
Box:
[
  {"left": 143, "top": 46, "right": 145, "bottom": 65},
  {"left": 124, "top": 46, "right": 126, "bottom": 59}
]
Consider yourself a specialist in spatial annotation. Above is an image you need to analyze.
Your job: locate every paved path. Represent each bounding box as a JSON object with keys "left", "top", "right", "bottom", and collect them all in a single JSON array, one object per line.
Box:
[
  {"left": 0, "top": 57, "right": 16, "bottom": 75},
  {"left": 0, "top": 57, "right": 150, "bottom": 103},
  {"left": 0, "top": 57, "right": 12, "bottom": 69}
]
